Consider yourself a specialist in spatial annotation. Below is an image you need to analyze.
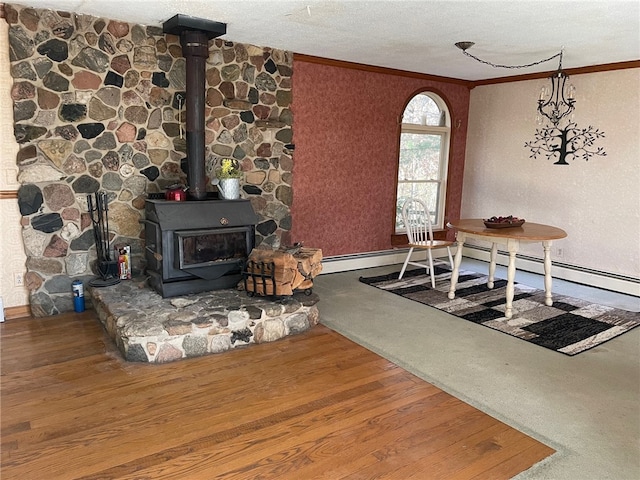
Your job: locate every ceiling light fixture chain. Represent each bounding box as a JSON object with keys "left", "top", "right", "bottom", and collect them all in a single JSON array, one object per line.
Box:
[{"left": 455, "top": 42, "right": 563, "bottom": 70}]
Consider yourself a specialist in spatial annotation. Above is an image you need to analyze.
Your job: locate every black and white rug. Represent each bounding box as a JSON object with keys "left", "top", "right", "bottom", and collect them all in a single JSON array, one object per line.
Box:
[{"left": 359, "top": 266, "right": 640, "bottom": 356}]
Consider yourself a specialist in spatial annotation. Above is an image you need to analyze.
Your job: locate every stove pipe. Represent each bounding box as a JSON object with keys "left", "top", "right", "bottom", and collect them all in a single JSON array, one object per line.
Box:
[{"left": 162, "top": 15, "right": 227, "bottom": 200}]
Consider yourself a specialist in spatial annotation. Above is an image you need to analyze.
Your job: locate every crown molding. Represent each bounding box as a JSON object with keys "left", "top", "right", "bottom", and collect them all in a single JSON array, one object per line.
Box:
[
  {"left": 293, "top": 53, "right": 639, "bottom": 89},
  {"left": 468, "top": 60, "right": 640, "bottom": 87},
  {"left": 293, "top": 53, "right": 474, "bottom": 88}
]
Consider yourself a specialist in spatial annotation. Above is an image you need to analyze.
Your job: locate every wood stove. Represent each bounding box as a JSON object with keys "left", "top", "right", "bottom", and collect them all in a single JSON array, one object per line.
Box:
[
  {"left": 142, "top": 15, "right": 257, "bottom": 297},
  {"left": 144, "top": 199, "right": 258, "bottom": 297}
]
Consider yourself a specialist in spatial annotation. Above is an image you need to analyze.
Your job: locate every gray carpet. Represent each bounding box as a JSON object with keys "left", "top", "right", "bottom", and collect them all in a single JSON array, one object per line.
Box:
[
  {"left": 359, "top": 266, "right": 640, "bottom": 355},
  {"left": 314, "top": 263, "right": 640, "bottom": 479}
]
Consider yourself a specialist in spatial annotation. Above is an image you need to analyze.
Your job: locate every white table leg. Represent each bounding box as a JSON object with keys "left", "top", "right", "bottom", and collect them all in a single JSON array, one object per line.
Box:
[
  {"left": 543, "top": 241, "right": 553, "bottom": 306},
  {"left": 504, "top": 240, "right": 518, "bottom": 319},
  {"left": 488, "top": 243, "right": 498, "bottom": 289},
  {"left": 448, "top": 235, "right": 465, "bottom": 299}
]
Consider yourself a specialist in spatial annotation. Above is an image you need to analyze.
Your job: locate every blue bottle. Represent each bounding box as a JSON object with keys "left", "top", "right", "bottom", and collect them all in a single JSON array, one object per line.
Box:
[{"left": 72, "top": 280, "right": 85, "bottom": 313}]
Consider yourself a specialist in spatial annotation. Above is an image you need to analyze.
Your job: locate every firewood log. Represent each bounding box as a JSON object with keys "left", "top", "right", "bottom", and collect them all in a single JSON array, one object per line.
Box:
[{"left": 245, "top": 247, "right": 322, "bottom": 296}]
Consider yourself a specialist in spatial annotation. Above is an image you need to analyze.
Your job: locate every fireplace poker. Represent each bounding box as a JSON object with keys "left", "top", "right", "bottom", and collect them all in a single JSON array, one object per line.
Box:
[
  {"left": 87, "top": 193, "right": 104, "bottom": 263},
  {"left": 99, "top": 192, "right": 112, "bottom": 262}
]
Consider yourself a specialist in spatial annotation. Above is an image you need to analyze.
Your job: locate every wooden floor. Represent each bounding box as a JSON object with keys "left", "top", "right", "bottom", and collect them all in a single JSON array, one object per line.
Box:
[{"left": 1, "top": 311, "right": 554, "bottom": 479}]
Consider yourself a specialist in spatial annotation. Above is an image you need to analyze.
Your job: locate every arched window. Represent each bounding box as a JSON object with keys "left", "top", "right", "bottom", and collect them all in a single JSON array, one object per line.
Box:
[{"left": 396, "top": 92, "right": 451, "bottom": 232}]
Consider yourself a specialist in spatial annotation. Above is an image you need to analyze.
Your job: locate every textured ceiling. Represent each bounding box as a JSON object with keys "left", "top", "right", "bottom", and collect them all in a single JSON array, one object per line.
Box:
[{"left": 10, "top": 0, "right": 640, "bottom": 80}]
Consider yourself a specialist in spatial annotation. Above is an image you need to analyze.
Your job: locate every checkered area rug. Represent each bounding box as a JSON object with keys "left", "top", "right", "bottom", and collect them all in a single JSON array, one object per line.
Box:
[{"left": 359, "top": 266, "right": 640, "bottom": 355}]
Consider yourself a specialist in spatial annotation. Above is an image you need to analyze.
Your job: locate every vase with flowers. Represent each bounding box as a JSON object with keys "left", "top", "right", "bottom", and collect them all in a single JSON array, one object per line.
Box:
[{"left": 213, "top": 158, "right": 242, "bottom": 199}]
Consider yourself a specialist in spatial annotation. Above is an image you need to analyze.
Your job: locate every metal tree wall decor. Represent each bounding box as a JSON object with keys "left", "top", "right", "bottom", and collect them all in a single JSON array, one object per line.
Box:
[
  {"left": 454, "top": 42, "right": 607, "bottom": 165},
  {"left": 525, "top": 121, "right": 606, "bottom": 165}
]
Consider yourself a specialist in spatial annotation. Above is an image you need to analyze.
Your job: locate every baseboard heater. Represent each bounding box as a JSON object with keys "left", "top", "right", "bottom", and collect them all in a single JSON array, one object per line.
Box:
[
  {"left": 464, "top": 244, "right": 639, "bottom": 284},
  {"left": 320, "top": 246, "right": 640, "bottom": 297}
]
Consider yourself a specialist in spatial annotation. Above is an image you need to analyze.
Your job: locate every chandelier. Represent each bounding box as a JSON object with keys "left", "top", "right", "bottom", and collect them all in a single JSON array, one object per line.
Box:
[
  {"left": 536, "top": 51, "right": 575, "bottom": 126},
  {"left": 455, "top": 42, "right": 606, "bottom": 165},
  {"left": 454, "top": 41, "right": 574, "bottom": 124}
]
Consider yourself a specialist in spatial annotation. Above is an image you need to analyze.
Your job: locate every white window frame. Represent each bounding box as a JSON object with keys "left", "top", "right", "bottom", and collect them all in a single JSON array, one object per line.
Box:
[{"left": 396, "top": 92, "right": 451, "bottom": 233}]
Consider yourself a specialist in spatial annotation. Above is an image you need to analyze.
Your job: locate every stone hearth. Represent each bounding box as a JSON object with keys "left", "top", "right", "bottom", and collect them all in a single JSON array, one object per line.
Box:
[{"left": 89, "top": 279, "right": 319, "bottom": 363}]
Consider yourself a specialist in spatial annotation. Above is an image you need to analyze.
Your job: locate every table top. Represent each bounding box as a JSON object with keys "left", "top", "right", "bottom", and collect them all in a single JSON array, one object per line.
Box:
[{"left": 447, "top": 219, "right": 567, "bottom": 241}]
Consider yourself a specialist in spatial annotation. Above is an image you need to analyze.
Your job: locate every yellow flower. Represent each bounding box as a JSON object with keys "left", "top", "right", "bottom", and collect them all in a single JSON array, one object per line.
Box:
[{"left": 215, "top": 158, "right": 242, "bottom": 179}]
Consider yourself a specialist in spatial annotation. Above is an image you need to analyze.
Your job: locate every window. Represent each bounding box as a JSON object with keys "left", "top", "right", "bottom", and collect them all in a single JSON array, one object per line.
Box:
[{"left": 396, "top": 92, "right": 450, "bottom": 233}]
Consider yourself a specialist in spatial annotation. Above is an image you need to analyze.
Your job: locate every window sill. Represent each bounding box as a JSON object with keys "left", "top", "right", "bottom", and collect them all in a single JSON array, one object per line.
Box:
[{"left": 391, "top": 230, "right": 448, "bottom": 247}]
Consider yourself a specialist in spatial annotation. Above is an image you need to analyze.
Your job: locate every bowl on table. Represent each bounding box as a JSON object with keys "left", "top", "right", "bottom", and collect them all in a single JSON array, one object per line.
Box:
[{"left": 483, "top": 217, "right": 525, "bottom": 229}]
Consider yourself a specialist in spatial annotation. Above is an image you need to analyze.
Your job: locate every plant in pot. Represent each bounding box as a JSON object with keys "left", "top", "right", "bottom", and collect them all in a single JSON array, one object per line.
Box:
[{"left": 213, "top": 158, "right": 242, "bottom": 199}]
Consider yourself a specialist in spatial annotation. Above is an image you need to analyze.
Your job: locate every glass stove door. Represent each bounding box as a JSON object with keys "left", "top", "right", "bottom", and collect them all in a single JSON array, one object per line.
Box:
[{"left": 175, "top": 228, "right": 249, "bottom": 270}]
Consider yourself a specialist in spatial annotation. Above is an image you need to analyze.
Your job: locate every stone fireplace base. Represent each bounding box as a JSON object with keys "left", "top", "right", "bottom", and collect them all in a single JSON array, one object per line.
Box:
[{"left": 89, "top": 279, "right": 319, "bottom": 363}]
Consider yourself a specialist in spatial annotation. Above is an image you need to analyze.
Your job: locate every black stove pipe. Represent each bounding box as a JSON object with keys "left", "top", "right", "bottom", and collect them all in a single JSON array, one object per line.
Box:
[
  {"left": 181, "top": 30, "right": 209, "bottom": 200},
  {"left": 163, "top": 15, "right": 227, "bottom": 201}
]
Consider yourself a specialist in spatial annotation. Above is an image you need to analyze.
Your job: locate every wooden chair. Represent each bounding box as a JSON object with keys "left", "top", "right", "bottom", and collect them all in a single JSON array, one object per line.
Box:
[{"left": 398, "top": 198, "right": 455, "bottom": 288}]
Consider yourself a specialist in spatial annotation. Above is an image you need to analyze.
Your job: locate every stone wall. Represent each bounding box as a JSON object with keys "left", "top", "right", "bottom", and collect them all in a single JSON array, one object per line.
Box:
[{"left": 6, "top": 3, "right": 294, "bottom": 316}]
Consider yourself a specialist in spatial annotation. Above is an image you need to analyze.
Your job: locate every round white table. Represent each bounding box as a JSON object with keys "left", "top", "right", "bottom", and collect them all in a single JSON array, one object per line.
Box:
[{"left": 447, "top": 219, "right": 568, "bottom": 319}]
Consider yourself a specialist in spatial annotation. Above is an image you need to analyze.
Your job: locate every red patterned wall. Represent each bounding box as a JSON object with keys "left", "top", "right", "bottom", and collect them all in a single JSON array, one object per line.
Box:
[{"left": 290, "top": 59, "right": 470, "bottom": 256}]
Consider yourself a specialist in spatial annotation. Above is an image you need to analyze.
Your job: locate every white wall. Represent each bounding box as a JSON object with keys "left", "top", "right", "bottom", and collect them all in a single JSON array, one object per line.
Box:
[
  {"left": 0, "top": 19, "right": 29, "bottom": 310},
  {"left": 462, "top": 68, "right": 640, "bottom": 281}
]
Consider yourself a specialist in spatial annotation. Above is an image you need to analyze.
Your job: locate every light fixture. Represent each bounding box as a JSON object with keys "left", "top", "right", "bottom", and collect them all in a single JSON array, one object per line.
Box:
[
  {"left": 455, "top": 42, "right": 575, "bottom": 125},
  {"left": 455, "top": 41, "right": 573, "bottom": 124},
  {"left": 455, "top": 42, "right": 606, "bottom": 165},
  {"left": 535, "top": 49, "right": 575, "bottom": 126}
]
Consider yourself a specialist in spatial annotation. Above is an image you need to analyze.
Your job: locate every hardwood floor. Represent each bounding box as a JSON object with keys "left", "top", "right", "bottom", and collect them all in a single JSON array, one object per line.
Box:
[{"left": 1, "top": 311, "right": 554, "bottom": 479}]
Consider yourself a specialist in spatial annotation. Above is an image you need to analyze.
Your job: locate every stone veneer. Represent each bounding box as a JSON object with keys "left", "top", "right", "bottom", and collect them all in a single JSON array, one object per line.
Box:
[
  {"left": 7, "top": 3, "right": 294, "bottom": 316},
  {"left": 90, "top": 280, "right": 319, "bottom": 363}
]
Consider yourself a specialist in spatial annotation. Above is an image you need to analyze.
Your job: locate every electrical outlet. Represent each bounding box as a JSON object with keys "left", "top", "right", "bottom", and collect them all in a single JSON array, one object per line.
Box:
[
  {"left": 4, "top": 168, "right": 19, "bottom": 187},
  {"left": 555, "top": 248, "right": 564, "bottom": 258},
  {"left": 14, "top": 273, "right": 24, "bottom": 287}
]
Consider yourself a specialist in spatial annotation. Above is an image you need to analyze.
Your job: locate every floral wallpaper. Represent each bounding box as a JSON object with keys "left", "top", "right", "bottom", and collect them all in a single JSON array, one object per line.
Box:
[{"left": 290, "top": 59, "right": 470, "bottom": 256}]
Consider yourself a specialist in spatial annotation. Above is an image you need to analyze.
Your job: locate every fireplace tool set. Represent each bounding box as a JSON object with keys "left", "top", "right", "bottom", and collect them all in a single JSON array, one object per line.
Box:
[{"left": 88, "top": 192, "right": 120, "bottom": 287}]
